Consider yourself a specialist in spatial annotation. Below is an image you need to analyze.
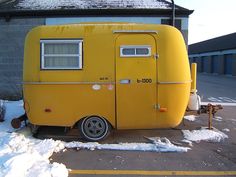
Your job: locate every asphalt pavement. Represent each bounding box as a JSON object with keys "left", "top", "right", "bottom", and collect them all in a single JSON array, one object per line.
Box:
[
  {"left": 50, "top": 73, "right": 236, "bottom": 177},
  {"left": 197, "top": 73, "right": 236, "bottom": 103}
]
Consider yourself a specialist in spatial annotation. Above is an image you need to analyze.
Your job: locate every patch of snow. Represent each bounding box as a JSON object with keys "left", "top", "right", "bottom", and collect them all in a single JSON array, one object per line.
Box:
[
  {"left": 213, "top": 116, "right": 223, "bottom": 122},
  {"left": 181, "top": 139, "right": 193, "bottom": 147},
  {"left": 16, "top": 0, "right": 171, "bottom": 10},
  {"left": 0, "top": 135, "right": 68, "bottom": 177},
  {"left": 184, "top": 115, "right": 197, "bottom": 121},
  {"left": 222, "top": 128, "right": 230, "bottom": 132},
  {"left": 182, "top": 127, "right": 228, "bottom": 143},
  {"left": 207, "top": 97, "right": 223, "bottom": 102},
  {"left": 201, "top": 102, "right": 236, "bottom": 106},
  {"left": 0, "top": 100, "right": 68, "bottom": 177},
  {"left": 66, "top": 137, "right": 190, "bottom": 152},
  {"left": 208, "top": 97, "right": 236, "bottom": 103}
]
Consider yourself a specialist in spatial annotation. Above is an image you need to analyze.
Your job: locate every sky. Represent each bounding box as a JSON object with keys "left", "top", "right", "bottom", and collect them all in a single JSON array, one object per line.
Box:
[{"left": 175, "top": 0, "right": 236, "bottom": 44}]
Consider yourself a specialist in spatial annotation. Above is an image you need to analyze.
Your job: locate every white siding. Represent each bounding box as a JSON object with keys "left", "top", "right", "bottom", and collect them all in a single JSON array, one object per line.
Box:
[
  {"left": 46, "top": 17, "right": 162, "bottom": 25},
  {"left": 46, "top": 17, "right": 189, "bottom": 30}
]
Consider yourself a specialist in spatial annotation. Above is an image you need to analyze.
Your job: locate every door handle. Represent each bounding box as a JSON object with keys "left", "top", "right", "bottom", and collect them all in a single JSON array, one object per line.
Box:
[{"left": 119, "top": 79, "right": 131, "bottom": 84}]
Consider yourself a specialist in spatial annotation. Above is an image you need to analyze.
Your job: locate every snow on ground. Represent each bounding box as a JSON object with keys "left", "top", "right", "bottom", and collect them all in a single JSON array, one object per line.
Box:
[
  {"left": 182, "top": 127, "right": 228, "bottom": 143},
  {"left": 0, "top": 100, "right": 68, "bottom": 177},
  {"left": 66, "top": 137, "right": 190, "bottom": 153},
  {"left": 0, "top": 133, "right": 67, "bottom": 177},
  {"left": 213, "top": 116, "right": 223, "bottom": 122},
  {"left": 181, "top": 139, "right": 193, "bottom": 147},
  {"left": 0, "top": 100, "right": 190, "bottom": 177},
  {"left": 201, "top": 102, "right": 236, "bottom": 106},
  {"left": 222, "top": 128, "right": 230, "bottom": 132},
  {"left": 184, "top": 115, "right": 197, "bottom": 122}
]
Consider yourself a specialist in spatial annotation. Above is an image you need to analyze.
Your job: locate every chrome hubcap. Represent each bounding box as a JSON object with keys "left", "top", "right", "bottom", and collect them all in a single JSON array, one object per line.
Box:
[{"left": 83, "top": 117, "right": 106, "bottom": 138}]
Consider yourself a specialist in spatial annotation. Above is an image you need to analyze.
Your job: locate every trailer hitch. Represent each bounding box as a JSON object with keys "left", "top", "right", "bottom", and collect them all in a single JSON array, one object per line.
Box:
[
  {"left": 11, "top": 113, "right": 28, "bottom": 129},
  {"left": 198, "top": 104, "right": 223, "bottom": 129}
]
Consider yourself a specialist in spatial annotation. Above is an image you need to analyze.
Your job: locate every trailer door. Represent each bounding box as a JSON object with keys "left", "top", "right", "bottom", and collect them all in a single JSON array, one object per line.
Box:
[{"left": 115, "top": 34, "right": 157, "bottom": 129}]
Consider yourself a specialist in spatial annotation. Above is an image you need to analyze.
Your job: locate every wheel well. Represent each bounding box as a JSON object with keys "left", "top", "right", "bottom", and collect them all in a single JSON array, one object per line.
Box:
[{"left": 73, "top": 115, "right": 113, "bottom": 129}]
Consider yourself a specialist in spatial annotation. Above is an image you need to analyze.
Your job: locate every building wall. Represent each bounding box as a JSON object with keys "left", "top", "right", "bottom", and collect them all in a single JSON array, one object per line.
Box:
[
  {"left": 46, "top": 17, "right": 189, "bottom": 44},
  {"left": 232, "top": 54, "right": 236, "bottom": 76},
  {"left": 0, "top": 18, "right": 45, "bottom": 100},
  {"left": 189, "top": 50, "right": 236, "bottom": 76}
]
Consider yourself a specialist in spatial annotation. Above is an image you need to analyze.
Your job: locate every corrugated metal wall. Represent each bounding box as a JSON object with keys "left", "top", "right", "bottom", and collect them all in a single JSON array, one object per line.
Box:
[{"left": 189, "top": 53, "right": 236, "bottom": 76}]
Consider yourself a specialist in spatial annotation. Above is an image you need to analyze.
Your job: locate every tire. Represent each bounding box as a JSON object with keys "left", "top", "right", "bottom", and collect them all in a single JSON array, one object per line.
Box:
[{"left": 79, "top": 115, "right": 110, "bottom": 141}]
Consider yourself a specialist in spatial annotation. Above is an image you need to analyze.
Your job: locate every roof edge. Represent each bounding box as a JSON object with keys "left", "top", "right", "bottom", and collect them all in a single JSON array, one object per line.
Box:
[
  {"left": 0, "top": 8, "right": 193, "bottom": 18},
  {"left": 188, "top": 32, "right": 236, "bottom": 55}
]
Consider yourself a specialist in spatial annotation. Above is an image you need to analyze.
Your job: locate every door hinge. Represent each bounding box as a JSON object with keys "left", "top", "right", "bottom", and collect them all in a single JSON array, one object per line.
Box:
[{"left": 154, "top": 104, "right": 160, "bottom": 109}]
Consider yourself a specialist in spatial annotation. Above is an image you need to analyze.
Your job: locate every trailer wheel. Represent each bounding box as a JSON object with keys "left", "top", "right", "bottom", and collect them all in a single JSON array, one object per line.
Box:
[{"left": 79, "top": 116, "right": 110, "bottom": 141}]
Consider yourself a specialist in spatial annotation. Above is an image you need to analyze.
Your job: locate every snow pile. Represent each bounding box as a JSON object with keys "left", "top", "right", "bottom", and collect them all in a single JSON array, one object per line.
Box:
[
  {"left": 182, "top": 127, "right": 228, "bottom": 143},
  {"left": 66, "top": 137, "right": 190, "bottom": 152},
  {"left": 184, "top": 115, "right": 197, "bottom": 121},
  {"left": 17, "top": 0, "right": 170, "bottom": 10},
  {"left": 0, "top": 133, "right": 67, "bottom": 177},
  {"left": 0, "top": 101, "right": 68, "bottom": 177}
]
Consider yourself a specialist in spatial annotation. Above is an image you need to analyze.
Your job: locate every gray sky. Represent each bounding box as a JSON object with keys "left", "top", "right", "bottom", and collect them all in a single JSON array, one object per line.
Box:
[{"left": 175, "top": 0, "right": 236, "bottom": 44}]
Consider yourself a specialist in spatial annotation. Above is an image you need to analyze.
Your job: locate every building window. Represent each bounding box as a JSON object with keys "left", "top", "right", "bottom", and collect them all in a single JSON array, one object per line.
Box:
[
  {"left": 120, "top": 45, "right": 151, "bottom": 57},
  {"left": 161, "top": 19, "right": 182, "bottom": 30},
  {"left": 40, "top": 40, "right": 83, "bottom": 70}
]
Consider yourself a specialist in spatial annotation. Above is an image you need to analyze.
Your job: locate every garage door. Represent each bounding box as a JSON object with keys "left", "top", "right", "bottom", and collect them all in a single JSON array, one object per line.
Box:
[{"left": 224, "top": 54, "right": 233, "bottom": 75}]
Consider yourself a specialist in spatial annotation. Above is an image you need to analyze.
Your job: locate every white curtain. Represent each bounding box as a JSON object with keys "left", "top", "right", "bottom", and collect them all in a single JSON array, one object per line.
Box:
[
  {"left": 44, "top": 56, "right": 79, "bottom": 68},
  {"left": 44, "top": 43, "right": 80, "bottom": 68}
]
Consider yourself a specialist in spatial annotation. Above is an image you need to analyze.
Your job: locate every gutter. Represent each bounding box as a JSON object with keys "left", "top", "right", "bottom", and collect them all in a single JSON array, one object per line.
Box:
[
  {"left": 0, "top": 8, "right": 193, "bottom": 19},
  {"left": 171, "top": 0, "right": 175, "bottom": 26}
]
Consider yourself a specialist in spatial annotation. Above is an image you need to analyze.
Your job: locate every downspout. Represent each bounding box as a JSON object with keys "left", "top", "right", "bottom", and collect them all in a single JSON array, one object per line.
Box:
[{"left": 171, "top": 0, "right": 175, "bottom": 26}]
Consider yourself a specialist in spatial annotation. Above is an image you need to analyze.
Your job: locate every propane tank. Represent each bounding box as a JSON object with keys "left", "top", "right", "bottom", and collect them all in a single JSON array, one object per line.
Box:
[{"left": 188, "top": 92, "right": 201, "bottom": 111}]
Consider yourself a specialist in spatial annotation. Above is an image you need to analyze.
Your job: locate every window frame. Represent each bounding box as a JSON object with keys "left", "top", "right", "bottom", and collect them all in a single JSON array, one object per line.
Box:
[
  {"left": 120, "top": 45, "right": 151, "bottom": 58},
  {"left": 40, "top": 39, "right": 83, "bottom": 70}
]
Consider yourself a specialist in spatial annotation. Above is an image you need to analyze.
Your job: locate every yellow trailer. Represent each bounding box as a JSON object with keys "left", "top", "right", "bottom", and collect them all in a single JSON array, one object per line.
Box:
[{"left": 23, "top": 23, "right": 191, "bottom": 141}]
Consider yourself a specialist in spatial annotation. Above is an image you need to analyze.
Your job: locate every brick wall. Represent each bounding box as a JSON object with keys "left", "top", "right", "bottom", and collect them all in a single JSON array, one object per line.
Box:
[{"left": 0, "top": 18, "right": 45, "bottom": 100}]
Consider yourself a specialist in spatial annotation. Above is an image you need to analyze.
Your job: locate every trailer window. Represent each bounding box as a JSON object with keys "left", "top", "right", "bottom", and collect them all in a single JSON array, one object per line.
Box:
[
  {"left": 120, "top": 46, "right": 151, "bottom": 57},
  {"left": 40, "top": 40, "right": 83, "bottom": 70}
]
